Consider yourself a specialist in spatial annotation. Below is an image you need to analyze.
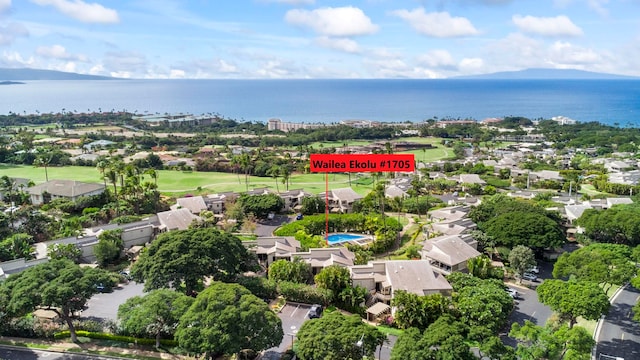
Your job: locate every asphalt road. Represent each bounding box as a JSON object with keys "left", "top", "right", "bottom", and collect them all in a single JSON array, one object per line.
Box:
[
  {"left": 596, "top": 285, "right": 640, "bottom": 360},
  {"left": 255, "top": 214, "right": 291, "bottom": 237},
  {"left": 0, "top": 346, "right": 118, "bottom": 360},
  {"left": 80, "top": 282, "right": 145, "bottom": 322}
]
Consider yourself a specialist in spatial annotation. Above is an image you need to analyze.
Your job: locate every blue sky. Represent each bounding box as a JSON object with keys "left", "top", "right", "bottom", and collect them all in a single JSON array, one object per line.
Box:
[{"left": 0, "top": 0, "right": 639, "bottom": 79}]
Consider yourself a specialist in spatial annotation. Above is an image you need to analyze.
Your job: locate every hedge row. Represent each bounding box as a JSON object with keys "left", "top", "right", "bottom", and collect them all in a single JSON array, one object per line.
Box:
[{"left": 53, "top": 330, "right": 178, "bottom": 347}]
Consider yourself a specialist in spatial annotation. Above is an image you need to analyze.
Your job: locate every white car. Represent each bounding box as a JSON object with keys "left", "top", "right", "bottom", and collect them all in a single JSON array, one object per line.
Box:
[
  {"left": 522, "top": 272, "right": 538, "bottom": 282},
  {"left": 528, "top": 265, "right": 540, "bottom": 274},
  {"left": 506, "top": 288, "right": 520, "bottom": 299}
]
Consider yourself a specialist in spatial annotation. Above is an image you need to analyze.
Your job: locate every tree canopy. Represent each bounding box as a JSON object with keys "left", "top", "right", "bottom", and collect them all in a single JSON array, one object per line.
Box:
[
  {"left": 295, "top": 311, "right": 386, "bottom": 360},
  {"left": 553, "top": 243, "right": 637, "bottom": 293},
  {"left": 391, "top": 291, "right": 449, "bottom": 330},
  {"left": 0, "top": 259, "right": 115, "bottom": 342},
  {"left": 391, "top": 315, "right": 475, "bottom": 360},
  {"left": 268, "top": 257, "right": 313, "bottom": 284},
  {"left": 537, "top": 279, "right": 610, "bottom": 328},
  {"left": 117, "top": 289, "right": 194, "bottom": 347},
  {"left": 175, "top": 282, "right": 282, "bottom": 359},
  {"left": 469, "top": 194, "right": 564, "bottom": 249},
  {"left": 508, "top": 245, "right": 536, "bottom": 278},
  {"left": 577, "top": 204, "right": 640, "bottom": 246},
  {"left": 509, "top": 321, "right": 594, "bottom": 360},
  {"left": 239, "top": 193, "right": 284, "bottom": 219},
  {"left": 131, "top": 228, "right": 253, "bottom": 295}
]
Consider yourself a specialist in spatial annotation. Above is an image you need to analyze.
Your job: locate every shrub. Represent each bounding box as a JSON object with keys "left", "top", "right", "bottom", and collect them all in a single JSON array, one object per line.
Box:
[
  {"left": 277, "top": 281, "right": 333, "bottom": 306},
  {"left": 53, "top": 330, "right": 178, "bottom": 346},
  {"left": 236, "top": 276, "right": 278, "bottom": 300}
]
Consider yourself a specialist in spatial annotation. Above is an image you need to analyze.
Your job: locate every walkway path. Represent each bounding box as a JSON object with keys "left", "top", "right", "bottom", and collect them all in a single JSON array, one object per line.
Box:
[{"left": 0, "top": 336, "right": 189, "bottom": 359}]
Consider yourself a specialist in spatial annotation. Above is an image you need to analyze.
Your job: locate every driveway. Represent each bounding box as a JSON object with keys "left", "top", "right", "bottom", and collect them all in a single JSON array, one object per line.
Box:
[
  {"left": 81, "top": 282, "right": 145, "bottom": 322},
  {"left": 255, "top": 214, "right": 291, "bottom": 237},
  {"left": 595, "top": 285, "right": 640, "bottom": 360}
]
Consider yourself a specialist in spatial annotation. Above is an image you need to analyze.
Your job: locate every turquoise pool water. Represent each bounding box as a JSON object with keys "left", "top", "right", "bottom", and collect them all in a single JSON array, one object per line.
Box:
[{"left": 327, "top": 233, "right": 368, "bottom": 245}]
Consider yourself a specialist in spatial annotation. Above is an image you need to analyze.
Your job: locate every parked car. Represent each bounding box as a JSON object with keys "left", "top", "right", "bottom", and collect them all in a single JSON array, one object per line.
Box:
[
  {"left": 95, "top": 283, "right": 106, "bottom": 293},
  {"left": 506, "top": 288, "right": 520, "bottom": 299},
  {"left": 296, "top": 213, "right": 304, "bottom": 220},
  {"left": 522, "top": 272, "right": 538, "bottom": 282},
  {"left": 528, "top": 265, "right": 540, "bottom": 274},
  {"left": 308, "top": 304, "right": 323, "bottom": 319},
  {"left": 268, "top": 212, "right": 275, "bottom": 220}
]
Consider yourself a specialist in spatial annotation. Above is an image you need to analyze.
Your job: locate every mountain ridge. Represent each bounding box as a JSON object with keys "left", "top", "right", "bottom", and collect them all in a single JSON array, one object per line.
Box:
[
  {"left": 452, "top": 68, "right": 638, "bottom": 80},
  {"left": 0, "top": 68, "right": 116, "bottom": 81}
]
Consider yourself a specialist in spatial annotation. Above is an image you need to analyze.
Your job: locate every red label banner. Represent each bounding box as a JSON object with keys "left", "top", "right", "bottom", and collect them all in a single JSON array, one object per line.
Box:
[{"left": 310, "top": 154, "right": 415, "bottom": 173}]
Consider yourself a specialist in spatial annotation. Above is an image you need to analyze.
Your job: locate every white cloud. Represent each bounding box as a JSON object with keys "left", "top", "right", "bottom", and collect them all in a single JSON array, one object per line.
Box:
[
  {"left": 1, "top": 50, "right": 35, "bottom": 67},
  {"left": 36, "top": 45, "right": 87, "bottom": 61},
  {"left": 169, "top": 69, "right": 185, "bottom": 78},
  {"left": 392, "top": 8, "right": 479, "bottom": 38},
  {"left": 512, "top": 15, "right": 583, "bottom": 37},
  {"left": 216, "top": 59, "right": 238, "bottom": 73},
  {"left": 315, "top": 36, "right": 360, "bottom": 53},
  {"left": 548, "top": 41, "right": 601, "bottom": 64},
  {"left": 30, "top": 0, "right": 119, "bottom": 24},
  {"left": 0, "top": 0, "right": 11, "bottom": 14},
  {"left": 458, "top": 57, "right": 485, "bottom": 72},
  {"left": 0, "top": 22, "right": 28, "bottom": 45},
  {"left": 417, "top": 50, "right": 457, "bottom": 69},
  {"left": 285, "top": 6, "right": 378, "bottom": 37}
]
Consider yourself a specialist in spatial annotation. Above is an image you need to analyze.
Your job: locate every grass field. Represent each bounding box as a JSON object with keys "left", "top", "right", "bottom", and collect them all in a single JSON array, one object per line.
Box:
[{"left": 0, "top": 164, "right": 375, "bottom": 196}]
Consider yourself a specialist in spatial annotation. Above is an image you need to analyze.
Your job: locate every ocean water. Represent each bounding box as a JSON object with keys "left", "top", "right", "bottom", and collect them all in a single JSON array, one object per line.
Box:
[{"left": 1, "top": 79, "right": 639, "bottom": 126}]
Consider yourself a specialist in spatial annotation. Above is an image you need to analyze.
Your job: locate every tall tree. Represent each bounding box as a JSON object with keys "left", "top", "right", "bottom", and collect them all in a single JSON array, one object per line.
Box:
[
  {"left": 175, "top": 282, "right": 282, "bottom": 359},
  {"left": 508, "top": 245, "right": 536, "bottom": 281},
  {"left": 391, "top": 315, "right": 475, "bottom": 360},
  {"left": 268, "top": 257, "right": 313, "bottom": 284},
  {"left": 117, "top": 289, "right": 194, "bottom": 348},
  {"left": 266, "top": 165, "right": 280, "bottom": 192},
  {"left": 131, "top": 228, "right": 253, "bottom": 295},
  {"left": 510, "top": 321, "right": 594, "bottom": 360},
  {"left": 553, "top": 243, "right": 637, "bottom": 293},
  {"left": 0, "top": 259, "right": 114, "bottom": 342},
  {"left": 537, "top": 279, "right": 610, "bottom": 328},
  {"left": 296, "top": 311, "right": 386, "bottom": 360}
]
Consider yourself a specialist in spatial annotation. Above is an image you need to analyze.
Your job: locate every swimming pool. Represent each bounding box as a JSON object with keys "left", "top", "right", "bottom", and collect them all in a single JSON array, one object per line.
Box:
[{"left": 327, "top": 233, "right": 370, "bottom": 245}]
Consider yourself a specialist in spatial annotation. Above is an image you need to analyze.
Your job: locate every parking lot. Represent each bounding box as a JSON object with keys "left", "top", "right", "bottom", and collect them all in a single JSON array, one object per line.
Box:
[
  {"left": 81, "top": 281, "right": 145, "bottom": 322},
  {"left": 261, "top": 303, "right": 313, "bottom": 360}
]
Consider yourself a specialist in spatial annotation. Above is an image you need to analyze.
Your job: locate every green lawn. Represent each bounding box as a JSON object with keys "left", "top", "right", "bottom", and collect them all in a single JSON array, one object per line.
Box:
[
  {"left": 0, "top": 164, "right": 374, "bottom": 196},
  {"left": 397, "top": 147, "right": 454, "bottom": 162}
]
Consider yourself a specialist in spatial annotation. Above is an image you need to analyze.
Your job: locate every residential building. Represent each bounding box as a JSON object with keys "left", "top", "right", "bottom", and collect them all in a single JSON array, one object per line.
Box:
[
  {"left": 458, "top": 174, "right": 486, "bottom": 185},
  {"left": 171, "top": 196, "right": 208, "bottom": 215},
  {"left": 605, "top": 197, "right": 633, "bottom": 209},
  {"left": 0, "top": 177, "right": 30, "bottom": 202},
  {"left": 157, "top": 208, "right": 200, "bottom": 231},
  {"left": 564, "top": 204, "right": 592, "bottom": 224},
  {"left": 319, "top": 188, "right": 364, "bottom": 213},
  {"left": 422, "top": 234, "right": 481, "bottom": 275},
  {"left": 246, "top": 237, "right": 301, "bottom": 266},
  {"left": 267, "top": 118, "right": 325, "bottom": 132},
  {"left": 351, "top": 260, "right": 453, "bottom": 306},
  {"left": 279, "top": 189, "right": 314, "bottom": 212},
  {"left": 205, "top": 192, "right": 238, "bottom": 214},
  {"left": 28, "top": 180, "right": 106, "bottom": 205},
  {"left": 290, "top": 247, "right": 355, "bottom": 274}
]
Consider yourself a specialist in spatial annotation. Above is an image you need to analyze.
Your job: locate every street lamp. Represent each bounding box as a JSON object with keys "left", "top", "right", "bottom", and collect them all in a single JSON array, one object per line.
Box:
[
  {"left": 355, "top": 333, "right": 365, "bottom": 359},
  {"left": 289, "top": 326, "right": 298, "bottom": 349}
]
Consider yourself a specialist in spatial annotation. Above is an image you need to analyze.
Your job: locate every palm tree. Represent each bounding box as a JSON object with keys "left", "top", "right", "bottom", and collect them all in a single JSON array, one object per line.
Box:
[
  {"left": 266, "top": 165, "right": 281, "bottom": 192},
  {"left": 104, "top": 169, "right": 119, "bottom": 217},
  {"left": 281, "top": 165, "right": 292, "bottom": 191},
  {"left": 96, "top": 160, "right": 109, "bottom": 188}
]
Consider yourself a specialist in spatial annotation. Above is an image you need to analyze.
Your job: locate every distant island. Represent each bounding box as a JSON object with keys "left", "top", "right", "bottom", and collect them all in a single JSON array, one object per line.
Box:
[
  {"left": 453, "top": 68, "right": 638, "bottom": 80},
  {"left": 0, "top": 80, "right": 24, "bottom": 85},
  {"left": 0, "top": 68, "right": 116, "bottom": 81}
]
